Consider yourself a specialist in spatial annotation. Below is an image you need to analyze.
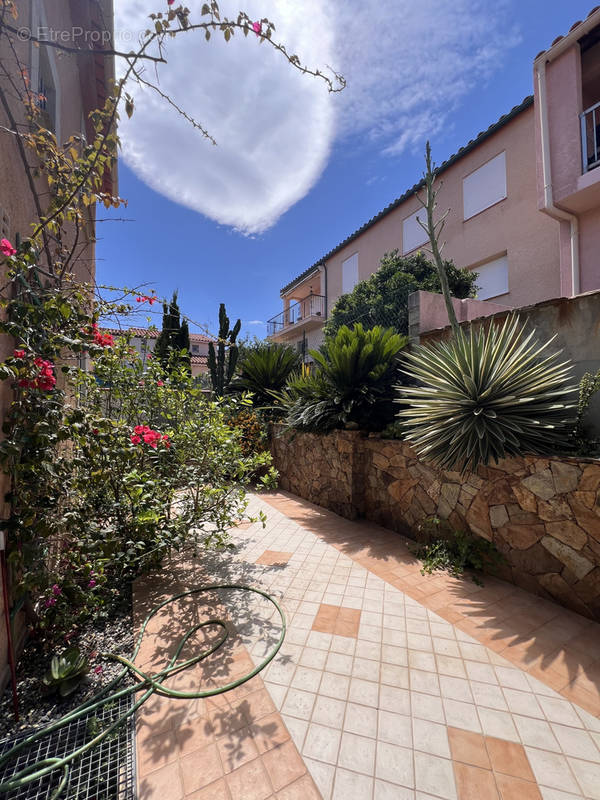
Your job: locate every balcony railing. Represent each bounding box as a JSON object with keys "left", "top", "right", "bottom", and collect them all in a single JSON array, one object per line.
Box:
[
  {"left": 267, "top": 293, "right": 326, "bottom": 336},
  {"left": 581, "top": 101, "right": 600, "bottom": 172}
]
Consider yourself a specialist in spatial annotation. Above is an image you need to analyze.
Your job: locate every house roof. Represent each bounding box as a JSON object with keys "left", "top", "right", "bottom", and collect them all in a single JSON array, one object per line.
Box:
[
  {"left": 100, "top": 326, "right": 214, "bottom": 343},
  {"left": 534, "top": 6, "right": 600, "bottom": 60},
  {"left": 280, "top": 95, "right": 534, "bottom": 296}
]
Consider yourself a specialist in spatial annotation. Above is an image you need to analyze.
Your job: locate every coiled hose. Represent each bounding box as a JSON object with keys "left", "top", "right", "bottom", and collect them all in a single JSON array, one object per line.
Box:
[{"left": 0, "top": 583, "right": 286, "bottom": 799}]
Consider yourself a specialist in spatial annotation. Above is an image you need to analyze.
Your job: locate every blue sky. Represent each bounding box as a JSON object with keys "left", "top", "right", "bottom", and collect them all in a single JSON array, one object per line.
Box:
[{"left": 97, "top": 1, "right": 593, "bottom": 339}]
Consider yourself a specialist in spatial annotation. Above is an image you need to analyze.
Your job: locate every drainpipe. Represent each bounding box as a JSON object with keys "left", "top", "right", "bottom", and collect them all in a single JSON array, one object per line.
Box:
[{"left": 536, "top": 59, "right": 580, "bottom": 296}]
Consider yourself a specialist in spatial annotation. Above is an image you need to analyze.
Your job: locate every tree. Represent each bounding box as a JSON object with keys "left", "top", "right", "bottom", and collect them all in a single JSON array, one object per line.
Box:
[
  {"left": 208, "top": 303, "right": 241, "bottom": 395},
  {"left": 324, "top": 251, "right": 477, "bottom": 339},
  {"left": 154, "top": 291, "right": 191, "bottom": 373}
]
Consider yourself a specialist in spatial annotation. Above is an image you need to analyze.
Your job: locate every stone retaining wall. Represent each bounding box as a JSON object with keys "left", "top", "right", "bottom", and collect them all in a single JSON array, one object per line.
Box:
[{"left": 271, "top": 426, "right": 600, "bottom": 619}]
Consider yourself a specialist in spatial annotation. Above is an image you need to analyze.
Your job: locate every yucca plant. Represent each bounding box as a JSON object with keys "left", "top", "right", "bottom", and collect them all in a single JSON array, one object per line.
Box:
[
  {"left": 397, "top": 315, "right": 577, "bottom": 472},
  {"left": 231, "top": 343, "right": 301, "bottom": 407},
  {"left": 277, "top": 324, "right": 407, "bottom": 432}
]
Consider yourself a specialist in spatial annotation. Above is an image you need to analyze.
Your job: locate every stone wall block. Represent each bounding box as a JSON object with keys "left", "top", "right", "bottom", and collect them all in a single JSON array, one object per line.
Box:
[
  {"left": 550, "top": 462, "right": 581, "bottom": 494},
  {"left": 541, "top": 537, "right": 594, "bottom": 580},
  {"left": 521, "top": 470, "right": 556, "bottom": 500},
  {"left": 545, "top": 521, "right": 588, "bottom": 550},
  {"left": 490, "top": 505, "right": 509, "bottom": 529},
  {"left": 511, "top": 484, "right": 538, "bottom": 514}
]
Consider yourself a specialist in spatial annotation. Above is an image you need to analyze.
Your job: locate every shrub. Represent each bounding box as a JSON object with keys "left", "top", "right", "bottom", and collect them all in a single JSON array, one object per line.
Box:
[
  {"left": 397, "top": 316, "right": 577, "bottom": 472},
  {"left": 0, "top": 290, "right": 271, "bottom": 646},
  {"left": 227, "top": 407, "right": 268, "bottom": 457},
  {"left": 279, "top": 323, "right": 407, "bottom": 432},
  {"left": 411, "top": 517, "right": 503, "bottom": 585},
  {"left": 324, "top": 251, "right": 477, "bottom": 338},
  {"left": 571, "top": 368, "right": 600, "bottom": 456},
  {"left": 231, "top": 342, "right": 301, "bottom": 409}
]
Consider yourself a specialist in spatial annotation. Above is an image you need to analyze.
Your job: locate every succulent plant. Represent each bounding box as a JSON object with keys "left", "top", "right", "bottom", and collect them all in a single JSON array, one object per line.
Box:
[
  {"left": 42, "top": 647, "right": 89, "bottom": 698},
  {"left": 396, "top": 315, "right": 577, "bottom": 472}
]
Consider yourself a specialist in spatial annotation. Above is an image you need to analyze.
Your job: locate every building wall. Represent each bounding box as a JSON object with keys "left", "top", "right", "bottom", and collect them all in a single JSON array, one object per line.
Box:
[
  {"left": 0, "top": 0, "right": 114, "bottom": 694},
  {"left": 534, "top": 17, "right": 600, "bottom": 298},
  {"left": 324, "top": 106, "right": 560, "bottom": 315}
]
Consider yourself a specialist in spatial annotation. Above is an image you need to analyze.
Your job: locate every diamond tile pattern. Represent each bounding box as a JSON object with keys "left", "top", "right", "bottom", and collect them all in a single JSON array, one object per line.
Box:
[{"left": 135, "top": 492, "right": 600, "bottom": 799}]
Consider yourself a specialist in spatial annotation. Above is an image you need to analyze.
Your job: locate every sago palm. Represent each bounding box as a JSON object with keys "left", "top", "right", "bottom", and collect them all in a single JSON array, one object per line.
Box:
[
  {"left": 232, "top": 343, "right": 301, "bottom": 407},
  {"left": 396, "top": 315, "right": 577, "bottom": 472}
]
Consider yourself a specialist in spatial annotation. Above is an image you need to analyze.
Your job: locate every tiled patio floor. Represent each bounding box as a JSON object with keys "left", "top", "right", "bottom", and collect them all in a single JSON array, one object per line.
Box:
[{"left": 135, "top": 491, "right": 600, "bottom": 800}]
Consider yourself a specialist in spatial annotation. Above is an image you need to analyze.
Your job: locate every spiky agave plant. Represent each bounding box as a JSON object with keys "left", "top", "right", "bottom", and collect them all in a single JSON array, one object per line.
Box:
[{"left": 396, "top": 315, "right": 577, "bottom": 472}]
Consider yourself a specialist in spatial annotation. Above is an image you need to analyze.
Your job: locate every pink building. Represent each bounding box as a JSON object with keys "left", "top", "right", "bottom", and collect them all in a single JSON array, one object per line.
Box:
[
  {"left": 534, "top": 9, "right": 600, "bottom": 297},
  {"left": 268, "top": 8, "right": 600, "bottom": 354}
]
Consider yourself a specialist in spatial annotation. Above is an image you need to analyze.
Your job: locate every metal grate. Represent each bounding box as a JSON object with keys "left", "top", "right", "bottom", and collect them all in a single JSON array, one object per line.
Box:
[{"left": 0, "top": 695, "right": 136, "bottom": 800}]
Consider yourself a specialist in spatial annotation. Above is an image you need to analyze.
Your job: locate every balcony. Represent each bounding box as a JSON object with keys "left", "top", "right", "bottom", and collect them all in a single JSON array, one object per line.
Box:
[
  {"left": 267, "top": 294, "right": 326, "bottom": 337},
  {"left": 581, "top": 101, "right": 600, "bottom": 172}
]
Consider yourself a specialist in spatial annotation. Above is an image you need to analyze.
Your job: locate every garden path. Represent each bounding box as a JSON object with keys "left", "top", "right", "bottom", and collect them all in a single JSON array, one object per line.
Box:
[{"left": 134, "top": 491, "right": 600, "bottom": 800}]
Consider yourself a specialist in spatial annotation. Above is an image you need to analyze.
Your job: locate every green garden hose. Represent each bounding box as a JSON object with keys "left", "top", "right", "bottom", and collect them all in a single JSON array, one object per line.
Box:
[{"left": 0, "top": 583, "right": 286, "bottom": 799}]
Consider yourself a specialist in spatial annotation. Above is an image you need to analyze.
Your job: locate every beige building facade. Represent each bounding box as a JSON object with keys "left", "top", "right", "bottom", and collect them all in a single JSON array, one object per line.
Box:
[{"left": 269, "top": 8, "right": 600, "bottom": 355}]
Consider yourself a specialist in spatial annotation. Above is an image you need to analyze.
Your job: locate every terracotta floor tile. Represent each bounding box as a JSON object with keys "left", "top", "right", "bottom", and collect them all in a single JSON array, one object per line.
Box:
[
  {"left": 238, "top": 688, "right": 278, "bottom": 724},
  {"left": 453, "top": 761, "right": 499, "bottom": 800},
  {"left": 137, "top": 728, "right": 180, "bottom": 776},
  {"left": 138, "top": 760, "right": 184, "bottom": 800},
  {"left": 216, "top": 726, "right": 259, "bottom": 773},
  {"left": 256, "top": 550, "right": 293, "bottom": 566},
  {"left": 485, "top": 737, "right": 535, "bottom": 782},
  {"left": 176, "top": 719, "right": 216, "bottom": 756},
  {"left": 275, "top": 773, "right": 322, "bottom": 800},
  {"left": 261, "top": 740, "right": 307, "bottom": 792},
  {"left": 448, "top": 726, "right": 490, "bottom": 769},
  {"left": 494, "top": 773, "right": 542, "bottom": 800},
  {"left": 179, "top": 743, "right": 224, "bottom": 795},
  {"left": 184, "top": 778, "right": 230, "bottom": 800},
  {"left": 226, "top": 756, "right": 274, "bottom": 800},
  {"left": 251, "top": 712, "right": 291, "bottom": 754}
]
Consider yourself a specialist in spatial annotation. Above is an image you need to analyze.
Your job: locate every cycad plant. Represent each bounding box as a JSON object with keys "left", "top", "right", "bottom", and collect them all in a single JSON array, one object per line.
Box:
[
  {"left": 231, "top": 343, "right": 301, "bottom": 407},
  {"left": 397, "top": 315, "right": 577, "bottom": 472},
  {"left": 278, "top": 323, "right": 407, "bottom": 432}
]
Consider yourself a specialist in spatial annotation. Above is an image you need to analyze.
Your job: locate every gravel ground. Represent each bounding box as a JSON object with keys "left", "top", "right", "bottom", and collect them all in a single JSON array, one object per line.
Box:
[{"left": 0, "top": 583, "right": 134, "bottom": 741}]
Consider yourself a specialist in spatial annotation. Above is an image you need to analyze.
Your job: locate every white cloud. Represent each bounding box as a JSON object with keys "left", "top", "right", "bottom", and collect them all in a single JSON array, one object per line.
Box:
[{"left": 116, "top": 0, "right": 520, "bottom": 233}]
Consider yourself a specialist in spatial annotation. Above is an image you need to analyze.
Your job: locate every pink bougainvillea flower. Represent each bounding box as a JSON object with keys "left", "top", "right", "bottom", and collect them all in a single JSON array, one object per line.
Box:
[
  {"left": 156, "top": 381, "right": 164, "bottom": 387},
  {"left": 13, "top": 349, "right": 25, "bottom": 359},
  {"left": 45, "top": 597, "right": 56, "bottom": 608},
  {"left": 88, "top": 578, "right": 97, "bottom": 588},
  {"left": 1, "top": 238, "right": 16, "bottom": 257},
  {"left": 94, "top": 665, "right": 103, "bottom": 674},
  {"left": 147, "top": 354, "right": 152, "bottom": 361},
  {"left": 52, "top": 584, "right": 62, "bottom": 597},
  {"left": 252, "top": 21, "right": 262, "bottom": 35}
]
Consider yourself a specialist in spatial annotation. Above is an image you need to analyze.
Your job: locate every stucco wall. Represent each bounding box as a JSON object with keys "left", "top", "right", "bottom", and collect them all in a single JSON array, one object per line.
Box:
[
  {"left": 271, "top": 427, "right": 600, "bottom": 620},
  {"left": 324, "top": 106, "right": 560, "bottom": 314}
]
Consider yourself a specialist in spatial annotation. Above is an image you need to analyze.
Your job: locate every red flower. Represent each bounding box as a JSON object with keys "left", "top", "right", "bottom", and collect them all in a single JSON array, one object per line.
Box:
[
  {"left": 13, "top": 349, "right": 25, "bottom": 359},
  {"left": 156, "top": 380, "right": 164, "bottom": 387},
  {"left": 252, "top": 21, "right": 262, "bottom": 35},
  {"left": 130, "top": 434, "right": 142, "bottom": 444},
  {"left": 92, "top": 428, "right": 99, "bottom": 435},
  {"left": 1, "top": 238, "right": 16, "bottom": 257},
  {"left": 94, "top": 665, "right": 103, "bottom": 674}
]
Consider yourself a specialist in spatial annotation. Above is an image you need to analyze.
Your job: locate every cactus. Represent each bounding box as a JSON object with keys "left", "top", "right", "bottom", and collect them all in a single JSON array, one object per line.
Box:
[{"left": 208, "top": 303, "right": 241, "bottom": 395}]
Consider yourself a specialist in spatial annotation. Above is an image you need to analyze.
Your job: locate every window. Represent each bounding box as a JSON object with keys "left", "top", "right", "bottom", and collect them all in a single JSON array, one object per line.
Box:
[
  {"left": 191, "top": 344, "right": 200, "bottom": 354},
  {"left": 473, "top": 255, "right": 509, "bottom": 300},
  {"left": 463, "top": 152, "right": 507, "bottom": 220},
  {"left": 342, "top": 253, "right": 359, "bottom": 294},
  {"left": 402, "top": 209, "right": 428, "bottom": 254}
]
